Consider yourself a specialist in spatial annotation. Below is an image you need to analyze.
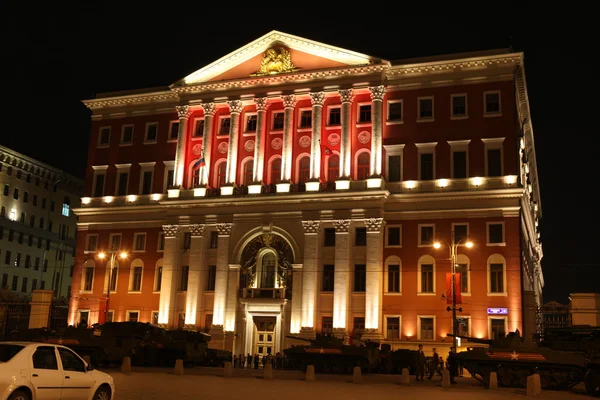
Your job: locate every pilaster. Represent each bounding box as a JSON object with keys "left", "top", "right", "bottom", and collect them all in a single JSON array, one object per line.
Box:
[
  {"left": 279, "top": 94, "right": 296, "bottom": 190},
  {"left": 225, "top": 264, "right": 240, "bottom": 341},
  {"left": 251, "top": 97, "right": 269, "bottom": 187},
  {"left": 309, "top": 92, "right": 325, "bottom": 182},
  {"left": 210, "top": 222, "right": 233, "bottom": 348},
  {"left": 300, "top": 220, "right": 320, "bottom": 338},
  {"left": 158, "top": 225, "right": 181, "bottom": 328},
  {"left": 200, "top": 103, "right": 217, "bottom": 186},
  {"left": 224, "top": 100, "right": 243, "bottom": 192},
  {"left": 184, "top": 224, "right": 206, "bottom": 329},
  {"left": 368, "top": 86, "right": 385, "bottom": 187},
  {"left": 333, "top": 219, "right": 351, "bottom": 333},
  {"left": 363, "top": 217, "right": 384, "bottom": 340},
  {"left": 338, "top": 89, "right": 353, "bottom": 186},
  {"left": 173, "top": 106, "right": 192, "bottom": 188}
]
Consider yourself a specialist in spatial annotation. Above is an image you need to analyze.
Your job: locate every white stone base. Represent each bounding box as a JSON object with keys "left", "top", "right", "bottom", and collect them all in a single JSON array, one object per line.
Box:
[
  {"left": 276, "top": 182, "right": 291, "bottom": 193},
  {"left": 335, "top": 179, "right": 350, "bottom": 190},
  {"left": 220, "top": 185, "right": 235, "bottom": 196},
  {"left": 248, "top": 184, "right": 262, "bottom": 194},
  {"left": 167, "top": 188, "right": 180, "bottom": 198},
  {"left": 193, "top": 187, "right": 207, "bottom": 197}
]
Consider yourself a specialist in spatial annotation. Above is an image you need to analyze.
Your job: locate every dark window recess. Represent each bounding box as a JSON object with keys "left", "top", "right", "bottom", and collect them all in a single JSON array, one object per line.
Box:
[
  {"left": 322, "top": 265, "right": 334, "bottom": 292},
  {"left": 193, "top": 120, "right": 204, "bottom": 137},
  {"left": 94, "top": 174, "right": 105, "bottom": 197},
  {"left": 419, "top": 98, "right": 433, "bottom": 118},
  {"left": 359, "top": 105, "right": 371, "bottom": 123},
  {"left": 487, "top": 149, "right": 502, "bottom": 177},
  {"left": 453, "top": 151, "right": 467, "bottom": 179},
  {"left": 456, "top": 264, "right": 469, "bottom": 293},
  {"left": 453, "top": 224, "right": 468, "bottom": 244},
  {"left": 220, "top": 118, "right": 231, "bottom": 135},
  {"left": 300, "top": 111, "right": 312, "bottom": 128},
  {"left": 323, "top": 228, "right": 335, "bottom": 247},
  {"left": 122, "top": 126, "right": 133, "bottom": 143},
  {"left": 322, "top": 317, "right": 333, "bottom": 335},
  {"left": 146, "top": 124, "right": 158, "bottom": 141},
  {"left": 142, "top": 171, "right": 153, "bottom": 194},
  {"left": 387, "top": 227, "right": 401, "bottom": 246},
  {"left": 389, "top": 102, "right": 402, "bottom": 120},
  {"left": 421, "top": 264, "right": 434, "bottom": 293},
  {"left": 420, "top": 153, "right": 434, "bottom": 180},
  {"left": 354, "top": 264, "right": 366, "bottom": 292},
  {"left": 489, "top": 223, "right": 504, "bottom": 244},
  {"left": 355, "top": 228, "right": 367, "bottom": 246},
  {"left": 490, "top": 263, "right": 504, "bottom": 293},
  {"left": 273, "top": 113, "right": 284, "bottom": 130},
  {"left": 210, "top": 231, "right": 218, "bottom": 248},
  {"left": 183, "top": 232, "right": 191, "bottom": 250},
  {"left": 485, "top": 93, "right": 500, "bottom": 113},
  {"left": 388, "top": 264, "right": 400, "bottom": 292},
  {"left": 420, "top": 226, "right": 434, "bottom": 245},
  {"left": 329, "top": 108, "right": 341, "bottom": 125},
  {"left": 99, "top": 128, "right": 110, "bottom": 145},
  {"left": 206, "top": 265, "right": 216, "bottom": 291},
  {"left": 170, "top": 122, "right": 180, "bottom": 140},
  {"left": 388, "top": 155, "right": 401, "bottom": 182},
  {"left": 180, "top": 266, "right": 189, "bottom": 291},
  {"left": 452, "top": 95, "right": 466, "bottom": 116},
  {"left": 246, "top": 115, "right": 257, "bottom": 132},
  {"left": 117, "top": 173, "right": 128, "bottom": 196}
]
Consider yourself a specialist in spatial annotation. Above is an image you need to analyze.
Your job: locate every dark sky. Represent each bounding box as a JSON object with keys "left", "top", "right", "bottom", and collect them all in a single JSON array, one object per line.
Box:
[{"left": 2, "top": 8, "right": 596, "bottom": 303}]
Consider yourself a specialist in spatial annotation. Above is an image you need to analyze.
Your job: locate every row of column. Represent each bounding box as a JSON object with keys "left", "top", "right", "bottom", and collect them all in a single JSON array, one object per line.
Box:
[{"left": 172, "top": 86, "right": 386, "bottom": 189}]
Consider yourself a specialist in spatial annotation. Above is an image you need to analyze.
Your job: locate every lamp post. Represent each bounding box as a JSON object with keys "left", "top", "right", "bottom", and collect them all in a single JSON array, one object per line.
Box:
[
  {"left": 434, "top": 231, "right": 473, "bottom": 352},
  {"left": 98, "top": 250, "right": 127, "bottom": 324}
]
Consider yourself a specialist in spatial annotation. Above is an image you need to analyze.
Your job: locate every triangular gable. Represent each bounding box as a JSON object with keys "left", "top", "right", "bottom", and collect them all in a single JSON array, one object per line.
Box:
[{"left": 177, "top": 30, "right": 385, "bottom": 86}]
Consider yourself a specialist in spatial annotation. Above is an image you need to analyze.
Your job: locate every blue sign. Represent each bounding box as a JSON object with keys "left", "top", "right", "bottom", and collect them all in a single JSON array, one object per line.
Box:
[{"left": 487, "top": 308, "right": 508, "bottom": 315}]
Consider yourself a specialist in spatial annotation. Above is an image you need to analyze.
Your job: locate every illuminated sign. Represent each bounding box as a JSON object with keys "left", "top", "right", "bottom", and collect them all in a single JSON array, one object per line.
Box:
[{"left": 487, "top": 308, "right": 508, "bottom": 315}]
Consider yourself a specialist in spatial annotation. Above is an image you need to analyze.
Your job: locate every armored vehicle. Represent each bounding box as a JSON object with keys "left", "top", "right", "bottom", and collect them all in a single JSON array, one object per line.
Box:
[
  {"left": 378, "top": 344, "right": 418, "bottom": 374},
  {"left": 283, "top": 334, "right": 380, "bottom": 373}
]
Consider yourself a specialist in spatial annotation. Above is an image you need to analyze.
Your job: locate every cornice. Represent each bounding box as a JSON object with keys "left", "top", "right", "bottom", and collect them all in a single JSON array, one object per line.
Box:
[
  {"left": 385, "top": 206, "right": 521, "bottom": 219},
  {"left": 389, "top": 188, "right": 526, "bottom": 203},
  {"left": 82, "top": 91, "right": 179, "bottom": 110}
]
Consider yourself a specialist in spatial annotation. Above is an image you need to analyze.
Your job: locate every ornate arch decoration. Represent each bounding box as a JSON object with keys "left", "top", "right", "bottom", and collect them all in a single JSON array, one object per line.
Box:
[{"left": 239, "top": 232, "right": 295, "bottom": 291}]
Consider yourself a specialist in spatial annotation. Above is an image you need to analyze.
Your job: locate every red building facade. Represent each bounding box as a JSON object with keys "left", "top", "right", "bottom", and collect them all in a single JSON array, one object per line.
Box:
[{"left": 70, "top": 31, "right": 543, "bottom": 357}]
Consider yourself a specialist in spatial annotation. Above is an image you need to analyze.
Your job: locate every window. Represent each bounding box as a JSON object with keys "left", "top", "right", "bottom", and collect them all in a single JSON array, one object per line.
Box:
[
  {"left": 85, "top": 234, "right": 98, "bottom": 252},
  {"left": 154, "top": 264, "right": 162, "bottom": 292},
  {"left": 327, "top": 154, "right": 339, "bottom": 182},
  {"left": 170, "top": 121, "right": 180, "bottom": 140},
  {"left": 13, "top": 188, "right": 19, "bottom": 200},
  {"left": 490, "top": 318, "right": 507, "bottom": 339},
  {"left": 121, "top": 125, "right": 133, "bottom": 144},
  {"left": 0, "top": 206, "right": 4, "bottom": 217},
  {"left": 243, "top": 160, "right": 254, "bottom": 186},
  {"left": 193, "top": 119, "right": 204, "bottom": 138},
  {"left": 322, "top": 265, "right": 334, "bottom": 292},
  {"left": 93, "top": 173, "right": 105, "bottom": 197},
  {"left": 388, "top": 265, "right": 400, "bottom": 293},
  {"left": 62, "top": 203, "right": 70, "bottom": 217},
  {"left": 328, "top": 107, "right": 341, "bottom": 126},
  {"left": 456, "top": 264, "right": 469, "bottom": 293},
  {"left": 386, "top": 317, "right": 400, "bottom": 339},
  {"left": 358, "top": 104, "right": 371, "bottom": 123},
  {"left": 270, "top": 158, "right": 281, "bottom": 185},
  {"left": 418, "top": 97, "right": 434, "bottom": 120},
  {"left": 42, "top": 198, "right": 47, "bottom": 209},
  {"left": 108, "top": 267, "right": 118, "bottom": 292},
  {"left": 23, "top": 192, "right": 29, "bottom": 203},
  {"left": 109, "top": 234, "right": 122, "bottom": 251},
  {"left": 210, "top": 231, "right": 218, "bottom": 248},
  {"left": 245, "top": 115, "right": 257, "bottom": 132},
  {"left": 180, "top": 265, "right": 189, "bottom": 291},
  {"left": 117, "top": 171, "right": 129, "bottom": 196},
  {"left": 216, "top": 161, "right": 227, "bottom": 188},
  {"left": 420, "top": 264, "right": 434, "bottom": 293},
  {"left": 127, "top": 311, "right": 139, "bottom": 323},
  {"left": 157, "top": 232, "right": 165, "bottom": 251},
  {"left": 490, "top": 263, "right": 505, "bottom": 293},
  {"left": 183, "top": 232, "right": 191, "bottom": 250},
  {"left": 272, "top": 112, "right": 284, "bottom": 130},
  {"left": 32, "top": 279, "right": 37, "bottom": 290},
  {"left": 487, "top": 222, "right": 504, "bottom": 245},
  {"left": 453, "top": 224, "right": 468, "bottom": 245},
  {"left": 21, "top": 277, "right": 28, "bottom": 292},
  {"left": 219, "top": 117, "right": 231, "bottom": 135},
  {"left": 452, "top": 150, "right": 467, "bottom": 179},
  {"left": 356, "top": 152, "right": 369, "bottom": 180},
  {"left": 353, "top": 317, "right": 365, "bottom": 336},
  {"left": 388, "top": 101, "right": 403, "bottom": 121},
  {"left": 322, "top": 317, "right": 333, "bottom": 335},
  {"left": 134, "top": 233, "right": 146, "bottom": 252},
  {"left": 130, "top": 266, "right": 143, "bottom": 292},
  {"left": 11, "top": 276, "right": 18, "bottom": 291},
  {"left": 3, "top": 184, "right": 8, "bottom": 196},
  {"left": 98, "top": 127, "right": 110, "bottom": 146},
  {"left": 141, "top": 170, "right": 153, "bottom": 195},
  {"left": 451, "top": 94, "right": 467, "bottom": 118},
  {"left": 145, "top": 123, "right": 158, "bottom": 142},
  {"left": 420, "top": 153, "right": 434, "bottom": 180},
  {"left": 457, "top": 316, "right": 470, "bottom": 337},
  {"left": 388, "top": 155, "right": 402, "bottom": 182},
  {"left": 33, "top": 346, "right": 59, "bottom": 370},
  {"left": 323, "top": 228, "right": 335, "bottom": 247},
  {"left": 17, "top": 170, "right": 22, "bottom": 179},
  {"left": 206, "top": 265, "right": 216, "bottom": 291},
  {"left": 152, "top": 311, "right": 159, "bottom": 325},
  {"left": 83, "top": 266, "right": 94, "bottom": 291},
  {"left": 298, "top": 156, "right": 310, "bottom": 184},
  {"left": 355, "top": 227, "right": 366, "bottom": 246},
  {"left": 1, "top": 274, "right": 7, "bottom": 289},
  {"left": 78, "top": 310, "right": 89, "bottom": 326},
  {"left": 354, "top": 264, "right": 366, "bottom": 292},
  {"left": 487, "top": 148, "right": 502, "bottom": 177},
  {"left": 299, "top": 110, "right": 312, "bottom": 129},
  {"left": 25, "top": 255, "right": 31, "bottom": 268},
  {"left": 484, "top": 91, "right": 501, "bottom": 115},
  {"left": 419, "top": 225, "right": 434, "bottom": 246},
  {"left": 386, "top": 226, "right": 401, "bottom": 247},
  {"left": 419, "top": 317, "right": 434, "bottom": 340}
]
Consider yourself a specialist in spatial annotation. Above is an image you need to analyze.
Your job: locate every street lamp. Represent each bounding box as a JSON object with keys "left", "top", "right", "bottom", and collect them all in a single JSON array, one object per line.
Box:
[
  {"left": 98, "top": 250, "right": 127, "bottom": 324},
  {"left": 434, "top": 231, "right": 473, "bottom": 352}
]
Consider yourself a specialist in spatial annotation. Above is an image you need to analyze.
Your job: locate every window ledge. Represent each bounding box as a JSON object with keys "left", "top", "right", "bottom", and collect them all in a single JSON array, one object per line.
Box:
[
  {"left": 417, "top": 118, "right": 435, "bottom": 123},
  {"left": 128, "top": 291, "right": 142, "bottom": 294},
  {"left": 385, "top": 245, "right": 402, "bottom": 248},
  {"left": 450, "top": 115, "right": 469, "bottom": 120},
  {"left": 487, "top": 292, "right": 508, "bottom": 296},
  {"left": 143, "top": 141, "right": 157, "bottom": 145},
  {"left": 167, "top": 139, "right": 178, "bottom": 143},
  {"left": 242, "top": 132, "right": 257, "bottom": 137},
  {"left": 152, "top": 291, "right": 161, "bottom": 294},
  {"left": 320, "top": 292, "right": 334, "bottom": 295},
  {"left": 484, "top": 112, "right": 502, "bottom": 118},
  {"left": 132, "top": 250, "right": 146, "bottom": 253},
  {"left": 119, "top": 143, "right": 133, "bottom": 147},
  {"left": 97, "top": 144, "right": 110, "bottom": 149},
  {"left": 269, "top": 130, "right": 284, "bottom": 135},
  {"left": 216, "top": 134, "right": 229, "bottom": 139},
  {"left": 297, "top": 128, "right": 311, "bottom": 132},
  {"left": 384, "top": 292, "right": 402, "bottom": 296},
  {"left": 190, "top": 136, "right": 203, "bottom": 141},
  {"left": 386, "top": 120, "right": 404, "bottom": 125},
  {"left": 325, "top": 124, "right": 341, "bottom": 129},
  {"left": 486, "top": 243, "right": 507, "bottom": 247},
  {"left": 417, "top": 293, "right": 436, "bottom": 296},
  {"left": 356, "top": 122, "right": 372, "bottom": 128},
  {"left": 417, "top": 244, "right": 435, "bottom": 248},
  {"left": 461, "top": 292, "right": 472, "bottom": 296}
]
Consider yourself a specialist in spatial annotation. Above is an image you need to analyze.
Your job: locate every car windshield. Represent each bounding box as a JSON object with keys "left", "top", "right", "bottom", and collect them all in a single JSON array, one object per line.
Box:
[{"left": 0, "top": 344, "right": 25, "bottom": 362}]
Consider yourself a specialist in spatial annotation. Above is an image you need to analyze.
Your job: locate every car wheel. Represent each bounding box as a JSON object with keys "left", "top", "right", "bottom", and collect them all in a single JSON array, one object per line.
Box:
[
  {"left": 93, "top": 386, "right": 112, "bottom": 400},
  {"left": 8, "top": 390, "right": 30, "bottom": 400}
]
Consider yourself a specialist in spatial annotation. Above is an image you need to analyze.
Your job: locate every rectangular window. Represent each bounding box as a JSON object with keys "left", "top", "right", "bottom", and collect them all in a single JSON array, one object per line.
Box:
[
  {"left": 152, "top": 311, "right": 159, "bottom": 325},
  {"left": 170, "top": 121, "right": 180, "bottom": 140},
  {"left": 387, "top": 227, "right": 401, "bottom": 246},
  {"left": 453, "top": 151, "right": 467, "bottom": 179},
  {"left": 134, "top": 233, "right": 146, "bottom": 251},
  {"left": 142, "top": 171, "right": 153, "bottom": 195},
  {"left": 453, "top": 224, "right": 468, "bottom": 244},
  {"left": 487, "top": 148, "right": 502, "bottom": 177},
  {"left": 179, "top": 266, "right": 189, "bottom": 291},
  {"left": 110, "top": 234, "right": 121, "bottom": 251},
  {"left": 245, "top": 115, "right": 257, "bottom": 132},
  {"left": 3, "top": 184, "right": 8, "bottom": 196},
  {"left": 157, "top": 232, "right": 165, "bottom": 251},
  {"left": 204, "top": 314, "right": 213, "bottom": 333},
  {"left": 420, "top": 225, "right": 434, "bottom": 246},
  {"left": 23, "top": 192, "right": 29, "bottom": 203},
  {"left": 485, "top": 92, "right": 501, "bottom": 114},
  {"left": 86, "top": 235, "right": 98, "bottom": 252},
  {"left": 355, "top": 227, "right": 366, "bottom": 246},
  {"left": 145, "top": 123, "right": 158, "bottom": 142},
  {"left": 456, "top": 264, "right": 469, "bottom": 293},
  {"left": 155, "top": 266, "right": 162, "bottom": 291},
  {"left": 43, "top": 259, "right": 48, "bottom": 272},
  {"left": 13, "top": 188, "right": 19, "bottom": 200},
  {"left": 131, "top": 266, "right": 142, "bottom": 291},
  {"left": 490, "top": 318, "right": 506, "bottom": 339},
  {"left": 121, "top": 125, "right": 133, "bottom": 144},
  {"left": 183, "top": 232, "right": 191, "bottom": 250},
  {"left": 219, "top": 117, "right": 231, "bottom": 135},
  {"left": 358, "top": 105, "right": 371, "bottom": 123},
  {"left": 420, "top": 317, "right": 434, "bottom": 340},
  {"left": 193, "top": 119, "right": 204, "bottom": 138},
  {"left": 323, "top": 228, "right": 335, "bottom": 247},
  {"left": 457, "top": 317, "right": 469, "bottom": 337},
  {"left": 488, "top": 223, "right": 504, "bottom": 244},
  {"left": 421, "top": 264, "right": 434, "bottom": 293},
  {"left": 490, "top": 264, "right": 504, "bottom": 293},
  {"left": 4, "top": 251, "right": 11, "bottom": 265},
  {"left": 388, "top": 265, "right": 400, "bottom": 293},
  {"left": 353, "top": 317, "right": 365, "bottom": 335},
  {"left": 418, "top": 97, "right": 433, "bottom": 119},
  {"left": 12, "top": 276, "right": 18, "bottom": 291},
  {"left": 388, "top": 155, "right": 401, "bottom": 182},
  {"left": 328, "top": 108, "right": 341, "bottom": 125},
  {"left": 386, "top": 317, "right": 400, "bottom": 339},
  {"left": 322, "top": 316, "right": 333, "bottom": 335},
  {"left": 35, "top": 257, "right": 40, "bottom": 271},
  {"left": 83, "top": 267, "right": 94, "bottom": 291},
  {"left": 388, "top": 102, "right": 402, "bottom": 121},
  {"left": 128, "top": 312, "right": 139, "bottom": 323},
  {"left": 93, "top": 174, "right": 105, "bottom": 197},
  {"left": 166, "top": 170, "right": 174, "bottom": 191},
  {"left": 109, "top": 267, "right": 118, "bottom": 292},
  {"left": 354, "top": 264, "right": 366, "bottom": 292},
  {"left": 33, "top": 195, "right": 38, "bottom": 206},
  {"left": 206, "top": 265, "right": 216, "bottom": 291},
  {"left": 117, "top": 172, "right": 128, "bottom": 196},
  {"left": 322, "top": 265, "right": 334, "bottom": 292},
  {"left": 25, "top": 255, "right": 31, "bottom": 268},
  {"left": 451, "top": 94, "right": 467, "bottom": 117},
  {"left": 300, "top": 110, "right": 312, "bottom": 128},
  {"left": 420, "top": 153, "right": 434, "bottom": 180},
  {"left": 40, "top": 281, "right": 45, "bottom": 290},
  {"left": 210, "top": 231, "right": 218, "bottom": 248},
  {"left": 272, "top": 112, "right": 284, "bottom": 130},
  {"left": 98, "top": 127, "right": 110, "bottom": 146},
  {"left": 1, "top": 273, "right": 8, "bottom": 289}
]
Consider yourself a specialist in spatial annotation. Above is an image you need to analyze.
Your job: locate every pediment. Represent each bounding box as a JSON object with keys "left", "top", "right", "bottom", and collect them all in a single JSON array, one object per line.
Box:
[{"left": 176, "top": 30, "right": 387, "bottom": 86}]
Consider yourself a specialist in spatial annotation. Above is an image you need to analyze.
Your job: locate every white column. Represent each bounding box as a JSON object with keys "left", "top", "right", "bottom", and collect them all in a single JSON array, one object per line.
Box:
[
  {"left": 173, "top": 106, "right": 192, "bottom": 188},
  {"left": 279, "top": 94, "right": 296, "bottom": 188},
  {"left": 252, "top": 97, "right": 269, "bottom": 184},
  {"left": 309, "top": 92, "right": 325, "bottom": 181},
  {"left": 338, "top": 89, "right": 353, "bottom": 186},
  {"left": 184, "top": 224, "right": 206, "bottom": 328},
  {"left": 363, "top": 218, "right": 384, "bottom": 339},
  {"left": 369, "top": 86, "right": 385, "bottom": 178},
  {"left": 200, "top": 103, "right": 217, "bottom": 186},
  {"left": 300, "top": 220, "right": 320, "bottom": 337},
  {"left": 211, "top": 223, "right": 232, "bottom": 330},
  {"left": 291, "top": 263, "right": 303, "bottom": 335},
  {"left": 158, "top": 225, "right": 181, "bottom": 327},
  {"left": 225, "top": 264, "right": 240, "bottom": 332},
  {"left": 224, "top": 101, "right": 243, "bottom": 191},
  {"left": 333, "top": 219, "right": 351, "bottom": 335}
]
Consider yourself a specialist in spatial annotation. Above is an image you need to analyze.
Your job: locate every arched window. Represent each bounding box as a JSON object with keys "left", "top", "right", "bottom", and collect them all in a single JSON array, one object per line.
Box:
[
  {"left": 357, "top": 152, "right": 370, "bottom": 180},
  {"left": 327, "top": 154, "right": 339, "bottom": 182},
  {"left": 455, "top": 254, "right": 471, "bottom": 294},
  {"left": 216, "top": 161, "right": 227, "bottom": 188},
  {"left": 81, "top": 259, "right": 95, "bottom": 292},
  {"left": 129, "top": 259, "right": 144, "bottom": 292},
  {"left": 487, "top": 254, "right": 506, "bottom": 295},
  {"left": 417, "top": 255, "right": 436, "bottom": 294},
  {"left": 104, "top": 260, "right": 120, "bottom": 293},
  {"left": 271, "top": 158, "right": 281, "bottom": 184},
  {"left": 154, "top": 259, "right": 163, "bottom": 292},
  {"left": 243, "top": 160, "right": 254, "bottom": 186},
  {"left": 298, "top": 156, "right": 310, "bottom": 184},
  {"left": 384, "top": 256, "right": 402, "bottom": 294},
  {"left": 192, "top": 166, "right": 201, "bottom": 187},
  {"left": 259, "top": 252, "right": 276, "bottom": 288}
]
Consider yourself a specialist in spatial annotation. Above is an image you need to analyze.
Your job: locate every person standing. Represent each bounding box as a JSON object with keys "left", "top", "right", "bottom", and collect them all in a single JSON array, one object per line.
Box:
[
  {"left": 416, "top": 344, "right": 426, "bottom": 381},
  {"left": 428, "top": 348, "right": 441, "bottom": 379},
  {"left": 448, "top": 346, "right": 458, "bottom": 384}
]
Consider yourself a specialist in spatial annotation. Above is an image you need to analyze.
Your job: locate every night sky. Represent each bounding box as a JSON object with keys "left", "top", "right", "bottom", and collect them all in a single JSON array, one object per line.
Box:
[{"left": 2, "top": 8, "right": 596, "bottom": 303}]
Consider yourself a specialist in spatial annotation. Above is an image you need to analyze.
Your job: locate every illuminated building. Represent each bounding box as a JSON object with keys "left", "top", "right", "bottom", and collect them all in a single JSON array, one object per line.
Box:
[{"left": 70, "top": 31, "right": 542, "bottom": 355}]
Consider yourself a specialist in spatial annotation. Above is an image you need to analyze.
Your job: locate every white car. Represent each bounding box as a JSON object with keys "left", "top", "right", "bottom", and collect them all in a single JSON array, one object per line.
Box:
[{"left": 0, "top": 342, "right": 115, "bottom": 400}]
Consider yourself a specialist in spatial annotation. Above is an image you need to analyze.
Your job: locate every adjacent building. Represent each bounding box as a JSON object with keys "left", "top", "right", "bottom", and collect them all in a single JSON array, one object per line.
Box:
[
  {"left": 0, "top": 145, "right": 83, "bottom": 298},
  {"left": 70, "top": 31, "right": 543, "bottom": 357}
]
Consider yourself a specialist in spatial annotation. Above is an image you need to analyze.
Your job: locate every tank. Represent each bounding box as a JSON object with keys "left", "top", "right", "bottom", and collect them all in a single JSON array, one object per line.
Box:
[
  {"left": 450, "top": 330, "right": 588, "bottom": 390},
  {"left": 378, "top": 343, "right": 418, "bottom": 374},
  {"left": 283, "top": 334, "right": 380, "bottom": 373}
]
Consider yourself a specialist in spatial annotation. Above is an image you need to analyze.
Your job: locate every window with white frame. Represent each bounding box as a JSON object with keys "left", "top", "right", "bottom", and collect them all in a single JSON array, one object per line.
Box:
[
  {"left": 219, "top": 116, "right": 231, "bottom": 136},
  {"left": 451, "top": 94, "right": 468, "bottom": 118},
  {"left": 418, "top": 316, "right": 435, "bottom": 340},
  {"left": 487, "top": 254, "right": 507, "bottom": 295},
  {"left": 106, "top": 262, "right": 118, "bottom": 293},
  {"left": 154, "top": 260, "right": 163, "bottom": 292},
  {"left": 385, "top": 316, "right": 401, "bottom": 339},
  {"left": 418, "top": 96, "right": 434, "bottom": 121},
  {"left": 121, "top": 125, "right": 134, "bottom": 145},
  {"left": 192, "top": 118, "right": 204, "bottom": 138},
  {"left": 328, "top": 106, "right": 341, "bottom": 126},
  {"left": 455, "top": 254, "right": 471, "bottom": 294},
  {"left": 484, "top": 90, "right": 501, "bottom": 116},
  {"left": 157, "top": 232, "right": 165, "bottom": 252},
  {"left": 384, "top": 144, "right": 404, "bottom": 183},
  {"left": 272, "top": 112, "right": 284, "bottom": 131},
  {"left": 448, "top": 140, "right": 470, "bottom": 179},
  {"left": 92, "top": 166, "right": 108, "bottom": 197},
  {"left": 127, "top": 311, "right": 139, "bottom": 323},
  {"left": 245, "top": 113, "right": 257, "bottom": 133},
  {"left": 452, "top": 223, "right": 468, "bottom": 245},
  {"left": 387, "top": 100, "right": 403, "bottom": 122},
  {"left": 356, "top": 151, "right": 370, "bottom": 180},
  {"left": 106, "top": 310, "right": 114, "bottom": 323},
  {"left": 129, "top": 260, "right": 143, "bottom": 292},
  {"left": 416, "top": 142, "right": 436, "bottom": 181},
  {"left": 489, "top": 316, "right": 507, "bottom": 339},
  {"left": 78, "top": 310, "right": 90, "bottom": 325},
  {"left": 487, "top": 222, "right": 505, "bottom": 245},
  {"left": 299, "top": 109, "right": 312, "bottom": 129},
  {"left": 385, "top": 225, "right": 402, "bottom": 247},
  {"left": 169, "top": 121, "right": 179, "bottom": 141},
  {"left": 163, "top": 161, "right": 175, "bottom": 193},
  {"left": 482, "top": 138, "right": 504, "bottom": 177},
  {"left": 85, "top": 234, "right": 98, "bottom": 253},
  {"left": 357, "top": 103, "right": 371, "bottom": 124},
  {"left": 81, "top": 260, "right": 95, "bottom": 292},
  {"left": 98, "top": 127, "right": 111, "bottom": 147},
  {"left": 115, "top": 164, "right": 131, "bottom": 197},
  {"left": 418, "top": 224, "right": 435, "bottom": 246},
  {"left": 457, "top": 316, "right": 471, "bottom": 336},
  {"left": 144, "top": 122, "right": 158, "bottom": 143},
  {"left": 133, "top": 233, "right": 146, "bottom": 252},
  {"left": 384, "top": 256, "right": 401, "bottom": 294},
  {"left": 139, "top": 162, "right": 155, "bottom": 195},
  {"left": 109, "top": 233, "right": 122, "bottom": 251},
  {"left": 418, "top": 255, "right": 436, "bottom": 294}
]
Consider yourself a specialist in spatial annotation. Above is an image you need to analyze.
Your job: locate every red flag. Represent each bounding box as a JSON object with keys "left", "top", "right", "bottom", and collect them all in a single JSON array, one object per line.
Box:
[
  {"left": 320, "top": 143, "right": 333, "bottom": 155},
  {"left": 446, "top": 272, "right": 462, "bottom": 305}
]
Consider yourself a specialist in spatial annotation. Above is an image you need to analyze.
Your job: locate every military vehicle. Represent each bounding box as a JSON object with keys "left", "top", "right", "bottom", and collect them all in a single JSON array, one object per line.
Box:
[
  {"left": 378, "top": 344, "right": 418, "bottom": 374},
  {"left": 449, "top": 330, "right": 589, "bottom": 390},
  {"left": 283, "top": 334, "right": 380, "bottom": 373}
]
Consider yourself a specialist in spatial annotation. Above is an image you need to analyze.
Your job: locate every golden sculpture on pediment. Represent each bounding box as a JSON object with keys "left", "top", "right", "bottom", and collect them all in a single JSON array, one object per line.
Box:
[{"left": 251, "top": 46, "right": 299, "bottom": 76}]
